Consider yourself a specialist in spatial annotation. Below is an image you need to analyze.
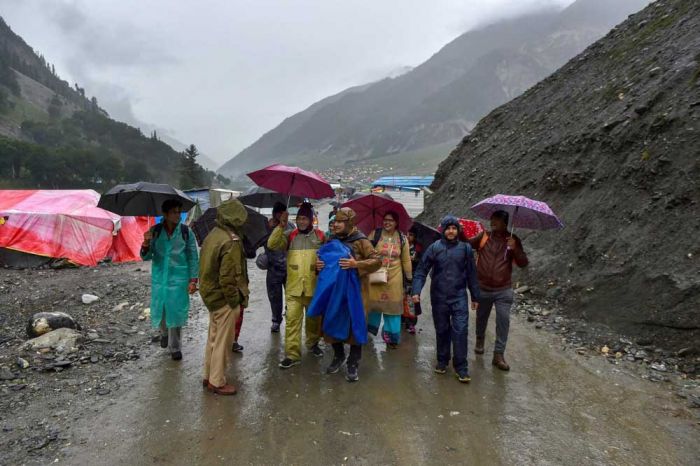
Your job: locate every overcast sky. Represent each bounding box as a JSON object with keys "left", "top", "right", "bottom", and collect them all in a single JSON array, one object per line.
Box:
[{"left": 0, "top": 0, "right": 573, "bottom": 165}]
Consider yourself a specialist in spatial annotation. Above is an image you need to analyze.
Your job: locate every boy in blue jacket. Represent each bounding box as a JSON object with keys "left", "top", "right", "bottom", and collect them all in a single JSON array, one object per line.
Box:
[{"left": 411, "top": 215, "right": 480, "bottom": 383}]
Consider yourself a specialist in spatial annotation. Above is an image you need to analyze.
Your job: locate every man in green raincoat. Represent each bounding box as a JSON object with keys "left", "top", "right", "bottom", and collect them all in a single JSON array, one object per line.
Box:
[
  {"left": 199, "top": 199, "right": 250, "bottom": 396},
  {"left": 141, "top": 199, "right": 199, "bottom": 361}
]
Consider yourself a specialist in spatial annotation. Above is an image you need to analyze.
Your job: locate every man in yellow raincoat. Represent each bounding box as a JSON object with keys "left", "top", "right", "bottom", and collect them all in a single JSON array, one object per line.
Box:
[
  {"left": 141, "top": 199, "right": 199, "bottom": 361},
  {"left": 268, "top": 203, "right": 326, "bottom": 369}
]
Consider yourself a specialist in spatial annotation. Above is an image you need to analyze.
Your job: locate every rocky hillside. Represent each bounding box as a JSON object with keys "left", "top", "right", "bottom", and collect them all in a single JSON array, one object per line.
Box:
[
  {"left": 220, "top": 0, "right": 650, "bottom": 179},
  {"left": 422, "top": 0, "right": 700, "bottom": 349}
]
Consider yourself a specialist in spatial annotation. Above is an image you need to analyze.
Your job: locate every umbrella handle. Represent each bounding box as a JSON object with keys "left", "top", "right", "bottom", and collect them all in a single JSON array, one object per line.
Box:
[{"left": 505, "top": 207, "right": 518, "bottom": 259}]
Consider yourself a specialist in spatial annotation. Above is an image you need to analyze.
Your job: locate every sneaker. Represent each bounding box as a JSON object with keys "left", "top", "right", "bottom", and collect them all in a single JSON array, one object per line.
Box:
[
  {"left": 456, "top": 373, "right": 471, "bottom": 384},
  {"left": 310, "top": 344, "right": 324, "bottom": 358},
  {"left": 171, "top": 351, "right": 182, "bottom": 361},
  {"left": 326, "top": 356, "right": 345, "bottom": 374},
  {"left": 345, "top": 365, "right": 359, "bottom": 382},
  {"left": 160, "top": 335, "right": 168, "bottom": 348},
  {"left": 407, "top": 324, "right": 416, "bottom": 335},
  {"left": 434, "top": 364, "right": 447, "bottom": 374},
  {"left": 270, "top": 322, "right": 281, "bottom": 333},
  {"left": 278, "top": 357, "right": 301, "bottom": 369},
  {"left": 388, "top": 343, "right": 398, "bottom": 350},
  {"left": 231, "top": 342, "right": 244, "bottom": 353}
]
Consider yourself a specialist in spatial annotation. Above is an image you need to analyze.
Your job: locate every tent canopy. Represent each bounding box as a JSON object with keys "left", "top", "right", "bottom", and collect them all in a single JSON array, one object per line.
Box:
[{"left": 0, "top": 189, "right": 145, "bottom": 267}]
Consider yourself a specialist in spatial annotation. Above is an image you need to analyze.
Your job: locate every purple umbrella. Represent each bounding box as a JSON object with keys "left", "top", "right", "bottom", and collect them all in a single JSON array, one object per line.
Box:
[
  {"left": 471, "top": 194, "right": 563, "bottom": 231},
  {"left": 247, "top": 164, "right": 335, "bottom": 202}
]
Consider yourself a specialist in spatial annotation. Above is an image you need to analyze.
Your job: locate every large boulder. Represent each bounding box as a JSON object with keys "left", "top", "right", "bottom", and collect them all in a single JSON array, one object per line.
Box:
[
  {"left": 23, "top": 328, "right": 83, "bottom": 352},
  {"left": 26, "top": 312, "right": 81, "bottom": 338}
]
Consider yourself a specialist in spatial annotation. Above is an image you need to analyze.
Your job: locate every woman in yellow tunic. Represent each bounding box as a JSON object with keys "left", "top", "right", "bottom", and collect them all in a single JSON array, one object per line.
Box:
[{"left": 367, "top": 211, "right": 412, "bottom": 348}]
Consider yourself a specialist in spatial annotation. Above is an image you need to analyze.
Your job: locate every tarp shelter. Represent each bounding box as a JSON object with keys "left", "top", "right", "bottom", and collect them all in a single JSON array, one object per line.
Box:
[
  {"left": 371, "top": 176, "right": 434, "bottom": 190},
  {"left": 0, "top": 190, "right": 146, "bottom": 267},
  {"left": 107, "top": 215, "right": 153, "bottom": 263},
  {"left": 183, "top": 188, "right": 240, "bottom": 224}
]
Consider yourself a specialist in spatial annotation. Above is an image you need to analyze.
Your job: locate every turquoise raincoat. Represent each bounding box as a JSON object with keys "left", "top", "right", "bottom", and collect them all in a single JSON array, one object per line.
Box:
[{"left": 141, "top": 223, "right": 199, "bottom": 328}]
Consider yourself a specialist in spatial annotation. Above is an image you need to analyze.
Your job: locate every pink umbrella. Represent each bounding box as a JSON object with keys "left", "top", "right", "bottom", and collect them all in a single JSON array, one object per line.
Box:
[
  {"left": 471, "top": 194, "right": 563, "bottom": 231},
  {"left": 247, "top": 164, "right": 335, "bottom": 201},
  {"left": 341, "top": 192, "right": 412, "bottom": 234}
]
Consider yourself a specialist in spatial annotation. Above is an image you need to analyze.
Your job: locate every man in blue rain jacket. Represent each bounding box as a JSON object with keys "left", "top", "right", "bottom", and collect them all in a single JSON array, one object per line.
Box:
[{"left": 411, "top": 215, "right": 480, "bottom": 383}]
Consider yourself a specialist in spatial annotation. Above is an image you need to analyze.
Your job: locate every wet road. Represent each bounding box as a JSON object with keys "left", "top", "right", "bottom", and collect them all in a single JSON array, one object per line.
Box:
[{"left": 64, "top": 264, "right": 699, "bottom": 465}]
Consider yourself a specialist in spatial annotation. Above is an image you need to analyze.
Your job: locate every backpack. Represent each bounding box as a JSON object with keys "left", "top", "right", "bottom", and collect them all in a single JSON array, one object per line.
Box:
[
  {"left": 370, "top": 228, "right": 405, "bottom": 249},
  {"left": 153, "top": 223, "right": 190, "bottom": 243}
]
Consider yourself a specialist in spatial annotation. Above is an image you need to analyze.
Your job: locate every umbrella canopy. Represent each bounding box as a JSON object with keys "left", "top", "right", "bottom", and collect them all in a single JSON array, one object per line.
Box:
[
  {"left": 435, "top": 218, "right": 484, "bottom": 241},
  {"left": 247, "top": 164, "right": 334, "bottom": 200},
  {"left": 98, "top": 182, "right": 195, "bottom": 216},
  {"left": 238, "top": 186, "right": 304, "bottom": 209},
  {"left": 341, "top": 192, "right": 412, "bottom": 234},
  {"left": 409, "top": 221, "right": 441, "bottom": 249},
  {"left": 471, "top": 194, "right": 563, "bottom": 230},
  {"left": 191, "top": 206, "right": 269, "bottom": 258}
]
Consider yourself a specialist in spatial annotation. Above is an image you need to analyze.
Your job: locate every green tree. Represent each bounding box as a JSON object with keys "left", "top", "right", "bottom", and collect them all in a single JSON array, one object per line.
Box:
[{"left": 180, "top": 144, "right": 203, "bottom": 188}]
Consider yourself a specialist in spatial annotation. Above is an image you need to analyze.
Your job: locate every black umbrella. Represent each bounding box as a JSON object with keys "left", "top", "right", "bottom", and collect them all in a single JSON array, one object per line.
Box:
[
  {"left": 238, "top": 186, "right": 304, "bottom": 209},
  {"left": 191, "top": 206, "right": 269, "bottom": 258},
  {"left": 98, "top": 182, "right": 195, "bottom": 216},
  {"left": 410, "top": 221, "right": 441, "bottom": 249}
]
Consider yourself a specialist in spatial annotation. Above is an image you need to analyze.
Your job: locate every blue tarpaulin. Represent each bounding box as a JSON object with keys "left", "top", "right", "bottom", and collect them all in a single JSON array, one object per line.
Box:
[
  {"left": 371, "top": 176, "right": 434, "bottom": 189},
  {"left": 307, "top": 239, "right": 367, "bottom": 344}
]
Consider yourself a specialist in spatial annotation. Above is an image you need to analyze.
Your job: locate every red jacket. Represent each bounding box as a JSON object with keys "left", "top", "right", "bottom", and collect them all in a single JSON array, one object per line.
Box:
[{"left": 469, "top": 231, "right": 528, "bottom": 291}]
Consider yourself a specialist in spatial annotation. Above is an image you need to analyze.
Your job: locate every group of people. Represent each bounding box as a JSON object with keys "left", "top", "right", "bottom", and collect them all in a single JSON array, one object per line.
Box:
[{"left": 141, "top": 196, "right": 528, "bottom": 395}]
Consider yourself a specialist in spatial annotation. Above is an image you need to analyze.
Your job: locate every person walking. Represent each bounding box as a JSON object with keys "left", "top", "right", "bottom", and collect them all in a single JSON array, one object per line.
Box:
[
  {"left": 403, "top": 228, "right": 423, "bottom": 334},
  {"left": 265, "top": 202, "right": 288, "bottom": 333},
  {"left": 141, "top": 199, "right": 199, "bottom": 361},
  {"left": 367, "top": 211, "right": 412, "bottom": 348},
  {"left": 316, "top": 207, "right": 381, "bottom": 382},
  {"left": 412, "top": 215, "right": 480, "bottom": 383},
  {"left": 468, "top": 210, "right": 528, "bottom": 371},
  {"left": 198, "top": 199, "right": 250, "bottom": 395},
  {"left": 267, "top": 203, "right": 326, "bottom": 369}
]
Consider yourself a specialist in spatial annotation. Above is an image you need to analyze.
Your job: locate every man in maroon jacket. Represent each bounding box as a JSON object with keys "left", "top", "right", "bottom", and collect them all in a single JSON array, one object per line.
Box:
[{"left": 468, "top": 211, "right": 528, "bottom": 371}]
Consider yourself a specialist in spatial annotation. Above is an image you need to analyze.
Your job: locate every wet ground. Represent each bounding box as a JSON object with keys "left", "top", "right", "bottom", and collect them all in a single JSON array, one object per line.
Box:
[{"left": 54, "top": 264, "right": 699, "bottom": 466}]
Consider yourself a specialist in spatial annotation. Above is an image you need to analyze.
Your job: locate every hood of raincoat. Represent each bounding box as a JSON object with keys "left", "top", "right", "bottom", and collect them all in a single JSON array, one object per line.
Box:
[
  {"left": 439, "top": 215, "right": 462, "bottom": 242},
  {"left": 334, "top": 207, "right": 357, "bottom": 237},
  {"left": 216, "top": 199, "right": 248, "bottom": 231}
]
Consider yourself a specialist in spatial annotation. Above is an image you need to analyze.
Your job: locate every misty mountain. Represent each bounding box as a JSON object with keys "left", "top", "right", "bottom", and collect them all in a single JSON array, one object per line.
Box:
[
  {"left": 0, "top": 16, "right": 223, "bottom": 189},
  {"left": 220, "top": 0, "right": 650, "bottom": 179}
]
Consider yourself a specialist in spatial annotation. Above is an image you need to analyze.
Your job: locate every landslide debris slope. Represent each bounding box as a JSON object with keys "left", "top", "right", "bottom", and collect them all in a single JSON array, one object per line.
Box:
[{"left": 423, "top": 0, "right": 700, "bottom": 349}]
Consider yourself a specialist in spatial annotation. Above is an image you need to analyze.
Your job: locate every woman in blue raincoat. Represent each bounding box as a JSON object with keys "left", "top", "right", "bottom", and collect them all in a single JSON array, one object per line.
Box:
[{"left": 141, "top": 199, "right": 199, "bottom": 360}]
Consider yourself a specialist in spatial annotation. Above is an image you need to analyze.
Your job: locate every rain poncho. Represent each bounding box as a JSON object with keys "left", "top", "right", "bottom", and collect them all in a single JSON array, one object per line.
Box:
[
  {"left": 307, "top": 239, "right": 367, "bottom": 344},
  {"left": 141, "top": 222, "right": 199, "bottom": 328}
]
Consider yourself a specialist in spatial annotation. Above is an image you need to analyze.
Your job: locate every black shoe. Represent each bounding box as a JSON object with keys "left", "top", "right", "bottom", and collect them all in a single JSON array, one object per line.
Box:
[
  {"left": 171, "top": 351, "right": 182, "bottom": 361},
  {"left": 231, "top": 342, "right": 244, "bottom": 353},
  {"left": 279, "top": 357, "right": 301, "bottom": 369},
  {"left": 345, "top": 365, "right": 359, "bottom": 382},
  {"left": 310, "top": 344, "right": 324, "bottom": 358},
  {"left": 271, "top": 322, "right": 281, "bottom": 333},
  {"left": 160, "top": 335, "right": 168, "bottom": 349},
  {"left": 456, "top": 373, "right": 471, "bottom": 384},
  {"left": 434, "top": 364, "right": 447, "bottom": 374},
  {"left": 326, "top": 356, "right": 345, "bottom": 374}
]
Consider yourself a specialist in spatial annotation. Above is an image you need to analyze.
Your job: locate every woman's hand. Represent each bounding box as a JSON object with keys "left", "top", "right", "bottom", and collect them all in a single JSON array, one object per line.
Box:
[
  {"left": 340, "top": 257, "right": 357, "bottom": 269},
  {"left": 316, "top": 259, "right": 325, "bottom": 272},
  {"left": 143, "top": 230, "right": 152, "bottom": 247},
  {"left": 188, "top": 281, "right": 198, "bottom": 295}
]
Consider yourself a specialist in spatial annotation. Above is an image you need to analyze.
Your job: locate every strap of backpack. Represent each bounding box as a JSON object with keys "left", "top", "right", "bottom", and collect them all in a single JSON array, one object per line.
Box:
[{"left": 180, "top": 224, "right": 190, "bottom": 243}]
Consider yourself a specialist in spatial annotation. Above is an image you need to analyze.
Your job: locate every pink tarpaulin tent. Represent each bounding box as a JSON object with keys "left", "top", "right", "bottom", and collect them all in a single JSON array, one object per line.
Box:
[
  {"left": 107, "top": 215, "right": 153, "bottom": 263},
  {"left": 0, "top": 190, "right": 124, "bottom": 266}
]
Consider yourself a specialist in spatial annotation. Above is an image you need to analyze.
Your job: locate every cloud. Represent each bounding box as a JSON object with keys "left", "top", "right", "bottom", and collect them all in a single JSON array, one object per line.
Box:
[{"left": 0, "top": 0, "right": 577, "bottom": 164}]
